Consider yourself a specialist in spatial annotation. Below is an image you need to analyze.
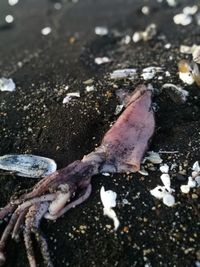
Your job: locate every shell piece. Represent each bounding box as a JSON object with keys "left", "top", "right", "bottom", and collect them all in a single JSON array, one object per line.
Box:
[
  {"left": 162, "top": 83, "right": 189, "bottom": 104},
  {"left": 145, "top": 151, "right": 163, "bottom": 164},
  {"left": 162, "top": 193, "right": 175, "bottom": 207},
  {"left": 0, "top": 77, "right": 16, "bottom": 92},
  {"left": 0, "top": 154, "right": 57, "bottom": 178},
  {"left": 192, "top": 161, "right": 200, "bottom": 173},
  {"left": 195, "top": 176, "right": 200, "bottom": 187},
  {"left": 160, "top": 174, "right": 171, "bottom": 191},
  {"left": 180, "top": 184, "right": 190, "bottom": 194},
  {"left": 187, "top": 177, "right": 197, "bottom": 188},
  {"left": 100, "top": 186, "right": 120, "bottom": 230},
  {"left": 159, "top": 164, "right": 169, "bottom": 174},
  {"left": 150, "top": 186, "right": 166, "bottom": 199},
  {"left": 173, "top": 13, "right": 192, "bottom": 26},
  {"left": 110, "top": 69, "right": 137, "bottom": 80},
  {"left": 100, "top": 186, "right": 117, "bottom": 209}
]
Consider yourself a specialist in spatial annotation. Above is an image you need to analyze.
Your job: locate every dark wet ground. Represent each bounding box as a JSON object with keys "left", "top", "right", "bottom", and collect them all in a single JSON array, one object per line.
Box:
[{"left": 0, "top": 0, "right": 200, "bottom": 266}]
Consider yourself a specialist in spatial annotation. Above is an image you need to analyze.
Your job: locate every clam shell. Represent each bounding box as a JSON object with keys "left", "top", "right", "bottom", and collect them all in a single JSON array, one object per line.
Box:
[{"left": 0, "top": 154, "right": 57, "bottom": 178}]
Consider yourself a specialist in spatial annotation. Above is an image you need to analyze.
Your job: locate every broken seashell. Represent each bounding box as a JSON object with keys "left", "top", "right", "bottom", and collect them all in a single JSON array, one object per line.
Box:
[
  {"left": 141, "top": 66, "right": 162, "bottom": 80},
  {"left": 110, "top": 69, "right": 137, "bottom": 80},
  {"left": 192, "top": 161, "right": 200, "bottom": 173},
  {"left": 150, "top": 186, "right": 166, "bottom": 199},
  {"left": 187, "top": 176, "right": 197, "bottom": 188},
  {"left": 180, "top": 184, "right": 190, "bottom": 194},
  {"left": 159, "top": 164, "right": 169, "bottom": 174},
  {"left": 138, "top": 167, "right": 149, "bottom": 176},
  {"left": 100, "top": 186, "right": 120, "bottom": 230},
  {"left": 195, "top": 176, "right": 200, "bottom": 187},
  {"left": 173, "top": 13, "right": 192, "bottom": 26},
  {"left": 160, "top": 173, "right": 171, "bottom": 192},
  {"left": 0, "top": 154, "right": 57, "bottom": 178},
  {"left": 94, "top": 26, "right": 108, "bottom": 36},
  {"left": 162, "top": 193, "right": 175, "bottom": 207},
  {"left": 94, "top": 57, "right": 111, "bottom": 65},
  {"left": 192, "top": 46, "right": 200, "bottom": 64},
  {"left": 145, "top": 151, "right": 163, "bottom": 164},
  {"left": 62, "top": 92, "right": 80, "bottom": 104},
  {"left": 0, "top": 77, "right": 16, "bottom": 92}
]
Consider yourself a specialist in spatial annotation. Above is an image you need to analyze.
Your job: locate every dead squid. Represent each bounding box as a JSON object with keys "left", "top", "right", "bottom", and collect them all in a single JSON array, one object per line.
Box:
[{"left": 0, "top": 84, "right": 155, "bottom": 267}]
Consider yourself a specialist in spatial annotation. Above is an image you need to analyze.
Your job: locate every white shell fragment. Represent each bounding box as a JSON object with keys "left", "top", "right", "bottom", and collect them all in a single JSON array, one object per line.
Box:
[
  {"left": 0, "top": 154, "right": 57, "bottom": 178},
  {"left": 183, "top": 5, "right": 198, "bottom": 16},
  {"left": 94, "top": 57, "right": 111, "bottom": 65},
  {"left": 150, "top": 186, "right": 166, "bottom": 199},
  {"left": 160, "top": 164, "right": 169, "bottom": 173},
  {"left": 187, "top": 177, "right": 196, "bottom": 188},
  {"left": 94, "top": 26, "right": 108, "bottom": 36},
  {"left": 145, "top": 151, "right": 163, "bottom": 164},
  {"left": 162, "top": 193, "right": 175, "bottom": 207},
  {"left": 179, "top": 72, "right": 194, "bottom": 85},
  {"left": 85, "top": 85, "right": 95, "bottom": 92},
  {"left": 100, "top": 186, "right": 120, "bottom": 230},
  {"left": 180, "top": 184, "right": 190, "bottom": 194},
  {"left": 173, "top": 13, "right": 192, "bottom": 26},
  {"left": 160, "top": 174, "right": 171, "bottom": 192},
  {"left": 62, "top": 92, "right": 80, "bottom": 104},
  {"left": 180, "top": 44, "right": 199, "bottom": 54},
  {"left": 192, "top": 161, "right": 200, "bottom": 173},
  {"left": 8, "top": 0, "right": 19, "bottom": 6},
  {"left": 195, "top": 176, "right": 200, "bottom": 187},
  {"left": 133, "top": 23, "right": 157, "bottom": 43},
  {"left": 110, "top": 69, "right": 137, "bottom": 80},
  {"left": 114, "top": 104, "right": 124, "bottom": 115},
  {"left": 0, "top": 78, "right": 16, "bottom": 92},
  {"left": 141, "top": 67, "right": 162, "bottom": 80},
  {"left": 41, "top": 27, "right": 52, "bottom": 35},
  {"left": 192, "top": 47, "right": 200, "bottom": 64}
]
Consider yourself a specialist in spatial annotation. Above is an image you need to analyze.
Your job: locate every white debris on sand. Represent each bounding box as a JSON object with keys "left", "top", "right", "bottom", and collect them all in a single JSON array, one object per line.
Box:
[
  {"left": 110, "top": 68, "right": 137, "bottom": 80},
  {"left": 94, "top": 26, "right": 108, "bottom": 36},
  {"left": 173, "top": 5, "right": 198, "bottom": 26},
  {"left": 41, "top": 27, "right": 52, "bottom": 35},
  {"left": 114, "top": 104, "right": 124, "bottom": 115},
  {"left": 100, "top": 186, "right": 120, "bottom": 230},
  {"left": 94, "top": 57, "right": 111, "bottom": 65},
  {"left": 180, "top": 44, "right": 199, "bottom": 54},
  {"left": 141, "top": 66, "right": 162, "bottom": 80},
  {"left": 85, "top": 85, "right": 95, "bottom": 92},
  {"left": 144, "top": 151, "right": 163, "bottom": 164},
  {"left": 0, "top": 77, "right": 16, "bottom": 92},
  {"left": 192, "top": 46, "right": 200, "bottom": 64},
  {"left": 180, "top": 161, "right": 200, "bottom": 193},
  {"left": 5, "top": 15, "right": 14, "bottom": 24},
  {"left": 150, "top": 168, "right": 175, "bottom": 207},
  {"left": 62, "top": 92, "right": 80, "bottom": 104},
  {"left": 8, "top": 0, "right": 19, "bottom": 6},
  {"left": 160, "top": 164, "right": 169, "bottom": 174},
  {"left": 162, "top": 83, "right": 189, "bottom": 104},
  {"left": 132, "top": 23, "right": 157, "bottom": 43}
]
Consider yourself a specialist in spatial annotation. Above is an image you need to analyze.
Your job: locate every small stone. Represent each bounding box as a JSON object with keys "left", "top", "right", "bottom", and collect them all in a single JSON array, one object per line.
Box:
[
  {"left": 180, "top": 184, "right": 190, "bottom": 194},
  {"left": 191, "top": 193, "right": 198, "bottom": 199}
]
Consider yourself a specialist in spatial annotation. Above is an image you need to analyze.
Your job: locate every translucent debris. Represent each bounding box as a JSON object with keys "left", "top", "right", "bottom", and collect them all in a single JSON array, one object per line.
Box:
[
  {"left": 173, "top": 13, "right": 192, "bottom": 26},
  {"left": 94, "top": 57, "right": 111, "bottom": 65},
  {"left": 162, "top": 83, "right": 189, "bottom": 104},
  {"left": 121, "top": 35, "right": 131, "bottom": 45},
  {"left": 166, "top": 0, "right": 177, "bottom": 7},
  {"left": 138, "top": 167, "right": 149, "bottom": 176},
  {"left": 159, "top": 164, "right": 169, "bottom": 174},
  {"left": 62, "top": 92, "right": 80, "bottom": 104},
  {"left": 162, "top": 193, "right": 175, "bottom": 207},
  {"left": 0, "top": 154, "right": 57, "bottom": 178},
  {"left": 94, "top": 26, "right": 108, "bottom": 36},
  {"left": 133, "top": 23, "right": 157, "bottom": 43},
  {"left": 145, "top": 151, "right": 163, "bottom": 164},
  {"left": 141, "top": 66, "right": 162, "bottom": 80},
  {"left": 187, "top": 177, "right": 196, "bottom": 188},
  {"left": 114, "top": 104, "right": 124, "bottom": 115},
  {"left": 180, "top": 184, "right": 190, "bottom": 194},
  {"left": 110, "top": 68, "right": 137, "bottom": 80},
  {"left": 41, "top": 27, "right": 52, "bottom": 35},
  {"left": 195, "top": 176, "right": 200, "bottom": 187},
  {"left": 100, "top": 186, "right": 120, "bottom": 230},
  {"left": 0, "top": 77, "right": 16, "bottom": 92}
]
